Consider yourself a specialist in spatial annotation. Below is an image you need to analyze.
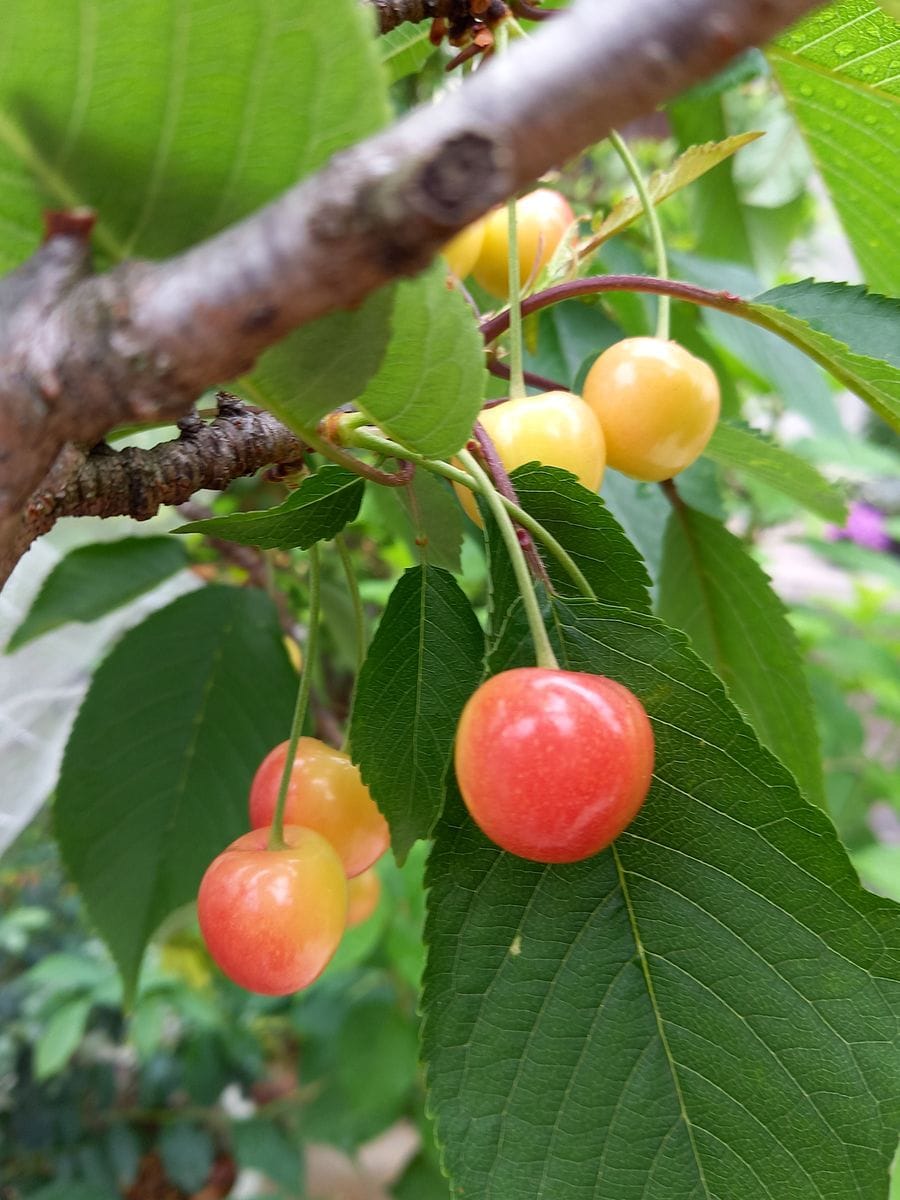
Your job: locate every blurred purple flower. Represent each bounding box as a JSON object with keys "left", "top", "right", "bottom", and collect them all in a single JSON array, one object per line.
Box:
[{"left": 827, "top": 501, "right": 892, "bottom": 552}]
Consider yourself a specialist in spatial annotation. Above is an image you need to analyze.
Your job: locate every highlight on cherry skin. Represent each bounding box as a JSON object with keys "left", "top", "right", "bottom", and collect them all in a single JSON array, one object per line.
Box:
[
  {"left": 454, "top": 668, "right": 655, "bottom": 863},
  {"left": 250, "top": 737, "right": 389, "bottom": 878},
  {"left": 472, "top": 188, "right": 576, "bottom": 299},
  {"left": 197, "top": 825, "right": 348, "bottom": 996},
  {"left": 454, "top": 390, "right": 605, "bottom": 526},
  {"left": 581, "top": 336, "right": 721, "bottom": 482}
]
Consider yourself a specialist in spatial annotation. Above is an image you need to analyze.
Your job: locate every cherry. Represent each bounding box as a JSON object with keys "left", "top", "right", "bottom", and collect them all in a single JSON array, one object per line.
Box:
[
  {"left": 444, "top": 219, "right": 486, "bottom": 280},
  {"left": 197, "top": 826, "right": 347, "bottom": 995},
  {"left": 346, "top": 867, "right": 382, "bottom": 928},
  {"left": 472, "top": 188, "right": 575, "bottom": 299},
  {"left": 249, "top": 738, "right": 389, "bottom": 878},
  {"left": 454, "top": 391, "right": 605, "bottom": 525},
  {"left": 454, "top": 668, "right": 654, "bottom": 863},
  {"left": 581, "top": 337, "right": 720, "bottom": 482}
]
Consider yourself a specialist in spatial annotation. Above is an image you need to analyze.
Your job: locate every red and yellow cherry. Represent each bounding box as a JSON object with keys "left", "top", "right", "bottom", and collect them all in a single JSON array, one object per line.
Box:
[
  {"left": 249, "top": 738, "right": 388, "bottom": 878},
  {"left": 454, "top": 668, "right": 654, "bottom": 863},
  {"left": 443, "top": 219, "right": 485, "bottom": 281},
  {"left": 197, "top": 825, "right": 347, "bottom": 995},
  {"left": 472, "top": 188, "right": 576, "bottom": 299},
  {"left": 581, "top": 337, "right": 720, "bottom": 482},
  {"left": 454, "top": 391, "right": 605, "bottom": 526},
  {"left": 346, "top": 867, "right": 382, "bottom": 929}
]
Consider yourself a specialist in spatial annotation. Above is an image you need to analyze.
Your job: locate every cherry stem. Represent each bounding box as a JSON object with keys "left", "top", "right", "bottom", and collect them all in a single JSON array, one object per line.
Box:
[
  {"left": 334, "top": 533, "right": 366, "bottom": 677},
  {"left": 480, "top": 275, "right": 742, "bottom": 344},
  {"left": 304, "top": 422, "right": 414, "bottom": 486},
  {"left": 457, "top": 447, "right": 558, "bottom": 671},
  {"left": 505, "top": 196, "right": 528, "bottom": 401},
  {"left": 607, "top": 130, "right": 670, "bottom": 340},
  {"left": 472, "top": 421, "right": 551, "bottom": 588},
  {"left": 268, "top": 542, "right": 322, "bottom": 851}
]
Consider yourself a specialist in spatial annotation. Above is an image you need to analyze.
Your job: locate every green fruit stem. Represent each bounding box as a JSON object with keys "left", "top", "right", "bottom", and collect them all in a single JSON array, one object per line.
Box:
[
  {"left": 608, "top": 129, "right": 670, "bottom": 341},
  {"left": 268, "top": 541, "right": 322, "bottom": 851},
  {"left": 506, "top": 196, "right": 528, "bottom": 400},
  {"left": 457, "top": 447, "right": 558, "bottom": 671}
]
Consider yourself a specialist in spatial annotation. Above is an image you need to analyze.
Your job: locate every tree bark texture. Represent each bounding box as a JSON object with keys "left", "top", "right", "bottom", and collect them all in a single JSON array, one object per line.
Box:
[{"left": 0, "top": 0, "right": 825, "bottom": 586}]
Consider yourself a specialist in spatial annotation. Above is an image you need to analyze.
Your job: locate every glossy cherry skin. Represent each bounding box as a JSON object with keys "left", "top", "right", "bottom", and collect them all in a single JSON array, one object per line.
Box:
[
  {"left": 443, "top": 219, "right": 486, "bottom": 280},
  {"left": 197, "top": 826, "right": 347, "bottom": 995},
  {"left": 581, "top": 337, "right": 720, "bottom": 482},
  {"left": 346, "top": 867, "right": 382, "bottom": 928},
  {"left": 472, "top": 189, "right": 576, "bottom": 299},
  {"left": 249, "top": 738, "right": 389, "bottom": 878},
  {"left": 454, "top": 391, "right": 605, "bottom": 525},
  {"left": 454, "top": 668, "right": 654, "bottom": 863}
]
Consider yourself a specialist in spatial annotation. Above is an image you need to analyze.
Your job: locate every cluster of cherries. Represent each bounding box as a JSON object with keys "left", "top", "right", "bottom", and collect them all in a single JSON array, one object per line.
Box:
[
  {"left": 446, "top": 188, "right": 721, "bottom": 497},
  {"left": 198, "top": 739, "right": 388, "bottom": 996}
]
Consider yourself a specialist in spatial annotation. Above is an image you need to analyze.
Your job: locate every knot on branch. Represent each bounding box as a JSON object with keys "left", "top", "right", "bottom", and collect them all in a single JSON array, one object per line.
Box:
[{"left": 413, "top": 130, "right": 511, "bottom": 223}]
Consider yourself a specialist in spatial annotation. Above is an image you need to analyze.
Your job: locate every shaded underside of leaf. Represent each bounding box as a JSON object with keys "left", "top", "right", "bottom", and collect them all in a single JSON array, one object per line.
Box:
[
  {"left": 350, "top": 565, "right": 484, "bottom": 862},
  {"left": 55, "top": 586, "right": 297, "bottom": 997},
  {"left": 423, "top": 597, "right": 900, "bottom": 1200},
  {"left": 657, "top": 504, "right": 825, "bottom": 807}
]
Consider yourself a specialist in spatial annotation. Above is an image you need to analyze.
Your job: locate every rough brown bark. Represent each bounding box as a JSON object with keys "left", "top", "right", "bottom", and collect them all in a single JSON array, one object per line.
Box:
[
  {"left": 0, "top": 0, "right": 825, "bottom": 586},
  {"left": 366, "top": 0, "right": 472, "bottom": 34}
]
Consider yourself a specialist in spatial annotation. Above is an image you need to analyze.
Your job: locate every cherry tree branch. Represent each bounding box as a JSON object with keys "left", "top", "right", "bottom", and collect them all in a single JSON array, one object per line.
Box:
[
  {"left": 366, "top": 0, "right": 472, "bottom": 33},
  {"left": 0, "top": 0, "right": 824, "bottom": 586}
]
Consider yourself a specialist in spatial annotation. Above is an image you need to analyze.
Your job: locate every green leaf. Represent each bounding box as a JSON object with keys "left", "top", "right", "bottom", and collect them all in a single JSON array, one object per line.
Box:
[
  {"left": 174, "top": 464, "right": 364, "bottom": 549},
  {"left": 0, "top": 0, "right": 390, "bottom": 270},
  {"left": 355, "top": 263, "right": 487, "bottom": 459},
  {"left": 657, "top": 505, "right": 825, "bottom": 807},
  {"left": 508, "top": 464, "right": 652, "bottom": 612},
  {"left": 588, "top": 133, "right": 763, "bottom": 250},
  {"left": 34, "top": 995, "right": 92, "bottom": 1080},
  {"left": 423, "top": 596, "right": 900, "bottom": 1199},
  {"left": 233, "top": 1119, "right": 303, "bottom": 1193},
  {"left": 350, "top": 566, "right": 484, "bottom": 861},
  {"left": 159, "top": 1123, "right": 215, "bottom": 1194},
  {"left": 55, "top": 586, "right": 297, "bottom": 997},
  {"left": 379, "top": 25, "right": 435, "bottom": 83},
  {"left": 705, "top": 422, "right": 848, "bottom": 522},
  {"left": 770, "top": 1, "right": 900, "bottom": 296},
  {"left": 6, "top": 537, "right": 188, "bottom": 652},
  {"left": 382, "top": 469, "right": 466, "bottom": 574}
]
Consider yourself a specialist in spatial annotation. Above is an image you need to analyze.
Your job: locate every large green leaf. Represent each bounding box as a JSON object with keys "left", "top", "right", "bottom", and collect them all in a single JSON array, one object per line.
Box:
[
  {"left": 56, "top": 586, "right": 297, "bottom": 997},
  {"left": 6, "top": 537, "right": 188, "bottom": 652},
  {"left": 174, "top": 464, "right": 364, "bottom": 548},
  {"left": 657, "top": 505, "right": 825, "bottom": 807},
  {"left": 705, "top": 422, "right": 848, "bottom": 522},
  {"left": 350, "top": 566, "right": 484, "bottom": 862},
  {"left": 770, "top": 1, "right": 900, "bottom": 296},
  {"left": 0, "top": 0, "right": 389, "bottom": 268},
  {"left": 423, "top": 596, "right": 900, "bottom": 1199},
  {"left": 355, "top": 263, "right": 487, "bottom": 459}
]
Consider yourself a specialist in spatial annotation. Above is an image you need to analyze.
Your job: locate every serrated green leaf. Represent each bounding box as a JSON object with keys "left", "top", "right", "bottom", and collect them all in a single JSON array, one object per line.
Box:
[
  {"left": 705, "top": 422, "right": 848, "bottom": 522},
  {"left": 350, "top": 566, "right": 484, "bottom": 861},
  {"left": 423, "top": 596, "right": 900, "bottom": 1199},
  {"left": 658, "top": 505, "right": 825, "bottom": 807},
  {"left": 0, "top": 0, "right": 390, "bottom": 270},
  {"left": 6, "top": 537, "right": 188, "bottom": 652},
  {"left": 174, "top": 464, "right": 364, "bottom": 549},
  {"left": 770, "top": 1, "right": 900, "bottom": 296},
  {"left": 34, "top": 995, "right": 92, "bottom": 1080},
  {"left": 379, "top": 24, "right": 435, "bottom": 83},
  {"left": 746, "top": 281, "right": 900, "bottom": 428},
  {"left": 356, "top": 263, "right": 487, "bottom": 459},
  {"left": 55, "top": 587, "right": 297, "bottom": 997},
  {"left": 586, "top": 133, "right": 763, "bottom": 253}
]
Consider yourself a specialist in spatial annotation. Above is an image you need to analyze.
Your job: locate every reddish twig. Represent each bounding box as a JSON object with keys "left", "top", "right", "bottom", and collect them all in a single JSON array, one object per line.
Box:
[{"left": 486, "top": 357, "right": 567, "bottom": 393}]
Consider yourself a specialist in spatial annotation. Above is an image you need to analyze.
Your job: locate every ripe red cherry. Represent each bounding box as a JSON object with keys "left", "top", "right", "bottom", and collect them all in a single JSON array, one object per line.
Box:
[
  {"left": 249, "top": 738, "right": 389, "bottom": 878},
  {"left": 454, "top": 668, "right": 654, "bottom": 863},
  {"left": 198, "top": 825, "right": 347, "bottom": 995}
]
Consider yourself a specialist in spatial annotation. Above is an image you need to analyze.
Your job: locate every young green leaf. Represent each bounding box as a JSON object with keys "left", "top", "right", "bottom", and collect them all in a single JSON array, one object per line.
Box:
[
  {"left": 174, "top": 465, "right": 364, "bottom": 549},
  {"left": 33, "top": 996, "right": 92, "bottom": 1081},
  {"left": 379, "top": 25, "right": 435, "bottom": 83},
  {"left": 355, "top": 263, "right": 487, "bottom": 459},
  {"left": 6, "top": 537, "right": 189, "bottom": 653},
  {"left": 55, "top": 587, "right": 297, "bottom": 998},
  {"left": 769, "top": 1, "right": 900, "bottom": 296},
  {"left": 424, "top": 596, "right": 900, "bottom": 1199},
  {"left": 705, "top": 422, "right": 848, "bottom": 522},
  {"left": 658, "top": 505, "right": 825, "bottom": 807},
  {"left": 350, "top": 566, "right": 484, "bottom": 861}
]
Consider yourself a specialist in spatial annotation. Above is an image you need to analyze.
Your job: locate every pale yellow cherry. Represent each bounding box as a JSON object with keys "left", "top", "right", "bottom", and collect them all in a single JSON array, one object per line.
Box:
[
  {"left": 472, "top": 189, "right": 575, "bottom": 300},
  {"left": 454, "top": 391, "right": 605, "bottom": 526},
  {"left": 443, "top": 218, "right": 486, "bottom": 281},
  {"left": 581, "top": 337, "right": 720, "bottom": 483}
]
